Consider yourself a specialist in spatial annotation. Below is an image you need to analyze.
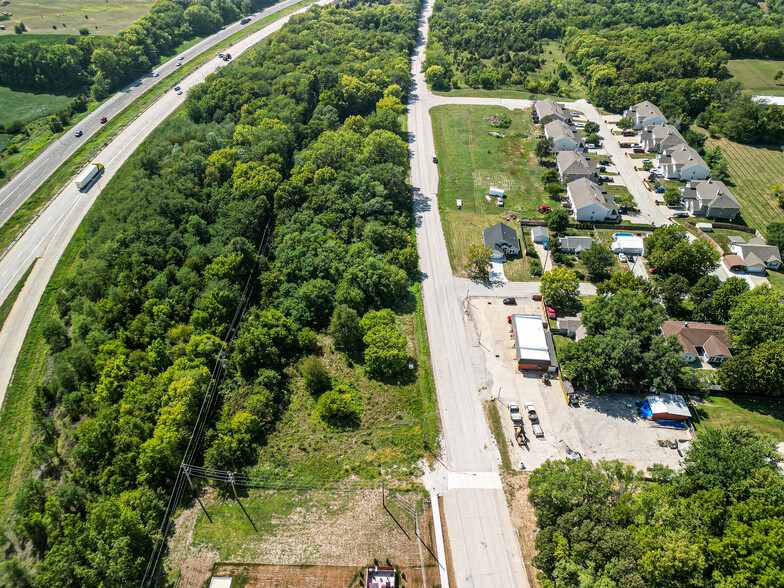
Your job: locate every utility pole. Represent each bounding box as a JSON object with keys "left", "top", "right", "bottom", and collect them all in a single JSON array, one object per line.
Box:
[
  {"left": 229, "top": 472, "right": 257, "bottom": 532},
  {"left": 183, "top": 466, "right": 213, "bottom": 524}
]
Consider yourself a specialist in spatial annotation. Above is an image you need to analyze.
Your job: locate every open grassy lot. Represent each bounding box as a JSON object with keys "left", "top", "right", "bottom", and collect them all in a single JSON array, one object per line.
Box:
[
  {"left": 0, "top": 0, "right": 155, "bottom": 36},
  {"left": 705, "top": 137, "right": 784, "bottom": 235},
  {"left": 727, "top": 58, "right": 784, "bottom": 95},
  {"left": 431, "top": 104, "right": 550, "bottom": 279},
  {"left": 0, "top": 33, "right": 77, "bottom": 45},
  {"left": 691, "top": 395, "right": 784, "bottom": 440},
  {"left": 0, "top": 85, "right": 71, "bottom": 126}
]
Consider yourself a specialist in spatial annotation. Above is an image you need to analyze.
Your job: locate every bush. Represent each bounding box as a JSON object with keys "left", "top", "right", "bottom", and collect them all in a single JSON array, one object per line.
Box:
[
  {"left": 42, "top": 319, "right": 69, "bottom": 352},
  {"left": 530, "top": 258, "right": 543, "bottom": 276},
  {"left": 301, "top": 356, "right": 331, "bottom": 396},
  {"left": 4, "top": 119, "right": 26, "bottom": 135},
  {"left": 329, "top": 305, "right": 363, "bottom": 353},
  {"left": 317, "top": 385, "right": 361, "bottom": 429},
  {"left": 79, "top": 27, "right": 90, "bottom": 35}
]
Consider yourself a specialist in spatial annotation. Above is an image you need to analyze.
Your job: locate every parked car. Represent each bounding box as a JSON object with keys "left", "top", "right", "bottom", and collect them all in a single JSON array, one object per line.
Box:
[
  {"left": 672, "top": 211, "right": 689, "bottom": 218},
  {"left": 642, "top": 158, "right": 652, "bottom": 163},
  {"left": 574, "top": 122, "right": 585, "bottom": 128},
  {"left": 496, "top": 197, "right": 504, "bottom": 207},
  {"left": 619, "top": 142, "right": 631, "bottom": 148},
  {"left": 619, "top": 252, "right": 627, "bottom": 263},
  {"left": 74, "top": 130, "right": 83, "bottom": 137},
  {"left": 649, "top": 267, "right": 657, "bottom": 274},
  {"left": 432, "top": 154, "right": 438, "bottom": 163},
  {"left": 545, "top": 305, "right": 556, "bottom": 319},
  {"left": 598, "top": 166, "right": 606, "bottom": 172},
  {"left": 503, "top": 297, "right": 517, "bottom": 305},
  {"left": 586, "top": 143, "right": 596, "bottom": 149},
  {"left": 633, "top": 147, "right": 645, "bottom": 153},
  {"left": 599, "top": 160, "right": 610, "bottom": 166},
  {"left": 655, "top": 187, "right": 666, "bottom": 193},
  {"left": 174, "top": 86, "right": 181, "bottom": 91},
  {"left": 100, "top": 116, "right": 107, "bottom": 123},
  {"left": 537, "top": 205, "right": 552, "bottom": 213},
  {"left": 622, "top": 131, "right": 636, "bottom": 137}
]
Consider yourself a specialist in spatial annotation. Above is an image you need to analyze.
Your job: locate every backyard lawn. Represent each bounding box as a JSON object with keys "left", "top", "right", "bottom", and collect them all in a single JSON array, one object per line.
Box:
[
  {"left": 431, "top": 104, "right": 550, "bottom": 279},
  {"left": 705, "top": 137, "right": 784, "bottom": 235},
  {"left": 727, "top": 58, "right": 784, "bottom": 95},
  {"left": 691, "top": 395, "right": 784, "bottom": 441}
]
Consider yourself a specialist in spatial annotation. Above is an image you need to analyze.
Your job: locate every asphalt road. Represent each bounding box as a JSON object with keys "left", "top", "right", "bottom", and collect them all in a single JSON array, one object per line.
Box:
[
  {"left": 0, "top": 0, "right": 307, "bottom": 228},
  {"left": 0, "top": 0, "right": 330, "bottom": 410},
  {"left": 408, "top": 2, "right": 529, "bottom": 586}
]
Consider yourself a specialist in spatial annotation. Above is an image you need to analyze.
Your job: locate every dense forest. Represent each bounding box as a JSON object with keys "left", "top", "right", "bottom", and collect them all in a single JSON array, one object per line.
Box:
[
  {"left": 3, "top": 0, "right": 421, "bottom": 584},
  {"left": 426, "top": 0, "right": 784, "bottom": 142},
  {"left": 0, "top": 0, "right": 276, "bottom": 98},
  {"left": 530, "top": 425, "right": 784, "bottom": 587}
]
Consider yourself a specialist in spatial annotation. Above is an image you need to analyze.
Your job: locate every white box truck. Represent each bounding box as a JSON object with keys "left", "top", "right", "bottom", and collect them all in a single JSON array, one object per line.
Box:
[
  {"left": 489, "top": 186, "right": 505, "bottom": 198},
  {"left": 75, "top": 162, "right": 104, "bottom": 189}
]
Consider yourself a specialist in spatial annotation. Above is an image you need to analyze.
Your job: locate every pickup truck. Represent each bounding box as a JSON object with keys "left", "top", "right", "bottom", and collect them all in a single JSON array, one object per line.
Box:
[
  {"left": 525, "top": 402, "right": 544, "bottom": 437},
  {"left": 508, "top": 403, "right": 523, "bottom": 425}
]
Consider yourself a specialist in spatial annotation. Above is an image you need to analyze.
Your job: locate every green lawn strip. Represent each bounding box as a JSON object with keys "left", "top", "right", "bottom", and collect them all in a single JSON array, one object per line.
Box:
[
  {"left": 690, "top": 394, "right": 784, "bottom": 441},
  {"left": 0, "top": 0, "right": 313, "bottom": 253},
  {"left": 0, "top": 229, "right": 84, "bottom": 522},
  {"left": 0, "top": 86, "right": 72, "bottom": 126},
  {"left": 705, "top": 137, "right": 784, "bottom": 235},
  {"left": 431, "top": 104, "right": 550, "bottom": 278},
  {"left": 432, "top": 88, "right": 579, "bottom": 101},
  {"left": 767, "top": 268, "right": 784, "bottom": 289},
  {"left": 485, "top": 400, "right": 513, "bottom": 474},
  {"left": 726, "top": 58, "right": 784, "bottom": 95},
  {"left": 0, "top": 259, "right": 36, "bottom": 332},
  {"left": 0, "top": 34, "right": 83, "bottom": 46}
]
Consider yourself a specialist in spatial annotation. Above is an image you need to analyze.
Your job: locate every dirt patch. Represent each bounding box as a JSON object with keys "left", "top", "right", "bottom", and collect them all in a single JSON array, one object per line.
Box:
[
  {"left": 472, "top": 170, "right": 513, "bottom": 190},
  {"left": 504, "top": 472, "right": 540, "bottom": 588}
]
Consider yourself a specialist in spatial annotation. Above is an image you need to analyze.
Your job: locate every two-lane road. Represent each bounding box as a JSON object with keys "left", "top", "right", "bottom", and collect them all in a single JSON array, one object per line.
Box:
[{"left": 0, "top": 0, "right": 307, "bottom": 227}]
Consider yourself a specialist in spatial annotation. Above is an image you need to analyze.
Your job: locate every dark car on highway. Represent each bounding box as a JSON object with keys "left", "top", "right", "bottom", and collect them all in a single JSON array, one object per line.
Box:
[{"left": 74, "top": 130, "right": 83, "bottom": 137}]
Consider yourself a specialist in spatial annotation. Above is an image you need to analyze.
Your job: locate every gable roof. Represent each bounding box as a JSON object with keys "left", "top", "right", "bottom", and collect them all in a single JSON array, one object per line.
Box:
[
  {"left": 531, "top": 226, "right": 549, "bottom": 239},
  {"left": 483, "top": 222, "right": 520, "bottom": 252},
  {"left": 545, "top": 120, "right": 583, "bottom": 144},
  {"left": 661, "top": 321, "right": 732, "bottom": 358},
  {"left": 735, "top": 243, "right": 782, "bottom": 266},
  {"left": 723, "top": 254, "right": 747, "bottom": 269},
  {"left": 626, "top": 101, "right": 666, "bottom": 125},
  {"left": 641, "top": 124, "right": 684, "bottom": 149},
  {"left": 536, "top": 98, "right": 570, "bottom": 121},
  {"left": 559, "top": 236, "right": 594, "bottom": 252},
  {"left": 567, "top": 178, "right": 618, "bottom": 213},
  {"left": 556, "top": 151, "right": 598, "bottom": 176},
  {"left": 682, "top": 179, "right": 740, "bottom": 211},
  {"left": 661, "top": 144, "right": 708, "bottom": 169}
]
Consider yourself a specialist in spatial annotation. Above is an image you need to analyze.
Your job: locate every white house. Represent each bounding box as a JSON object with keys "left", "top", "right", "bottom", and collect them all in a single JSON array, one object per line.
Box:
[
  {"left": 610, "top": 234, "right": 645, "bottom": 255},
  {"left": 656, "top": 144, "right": 710, "bottom": 181},
  {"left": 730, "top": 239, "right": 782, "bottom": 274},
  {"left": 681, "top": 179, "right": 741, "bottom": 220},
  {"left": 483, "top": 222, "right": 521, "bottom": 261},
  {"left": 530, "top": 226, "right": 549, "bottom": 243},
  {"left": 544, "top": 121, "right": 584, "bottom": 152},
  {"left": 623, "top": 101, "right": 668, "bottom": 130},
  {"left": 640, "top": 124, "right": 685, "bottom": 153},
  {"left": 556, "top": 151, "right": 600, "bottom": 183},
  {"left": 535, "top": 98, "right": 572, "bottom": 124},
  {"left": 566, "top": 178, "right": 618, "bottom": 222}
]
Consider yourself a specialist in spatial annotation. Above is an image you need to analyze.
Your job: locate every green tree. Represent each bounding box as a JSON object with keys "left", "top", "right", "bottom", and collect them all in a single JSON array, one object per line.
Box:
[
  {"left": 465, "top": 244, "right": 491, "bottom": 280},
  {"left": 659, "top": 274, "right": 690, "bottom": 314},
  {"left": 301, "top": 356, "right": 331, "bottom": 397},
  {"left": 42, "top": 318, "right": 69, "bottom": 352},
  {"left": 363, "top": 321, "right": 409, "bottom": 379},
  {"left": 535, "top": 137, "right": 554, "bottom": 161},
  {"left": 766, "top": 220, "right": 784, "bottom": 250},
  {"left": 579, "top": 242, "right": 614, "bottom": 281},
  {"left": 425, "top": 65, "right": 449, "bottom": 90},
  {"left": 546, "top": 182, "right": 564, "bottom": 200},
  {"left": 663, "top": 187, "right": 682, "bottom": 206},
  {"left": 329, "top": 305, "right": 364, "bottom": 353},
  {"left": 583, "top": 121, "right": 600, "bottom": 134},
  {"left": 546, "top": 208, "right": 570, "bottom": 236},
  {"left": 726, "top": 285, "right": 784, "bottom": 349},
  {"left": 584, "top": 132, "right": 601, "bottom": 146},
  {"left": 617, "top": 117, "right": 634, "bottom": 130},
  {"left": 583, "top": 290, "right": 665, "bottom": 340},
  {"left": 541, "top": 168, "right": 559, "bottom": 186},
  {"left": 645, "top": 225, "right": 719, "bottom": 284},
  {"left": 540, "top": 268, "right": 579, "bottom": 313},
  {"left": 706, "top": 276, "right": 749, "bottom": 323},
  {"left": 596, "top": 271, "right": 654, "bottom": 297},
  {"left": 317, "top": 385, "right": 361, "bottom": 429}
]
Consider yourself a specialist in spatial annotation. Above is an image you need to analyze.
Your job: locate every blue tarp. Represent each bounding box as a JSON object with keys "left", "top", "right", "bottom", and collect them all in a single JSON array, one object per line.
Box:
[
  {"left": 655, "top": 420, "right": 688, "bottom": 429},
  {"left": 638, "top": 400, "right": 652, "bottom": 419}
]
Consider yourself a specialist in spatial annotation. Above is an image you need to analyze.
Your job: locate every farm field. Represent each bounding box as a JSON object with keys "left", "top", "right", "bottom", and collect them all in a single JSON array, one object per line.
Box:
[
  {"left": 431, "top": 104, "right": 549, "bottom": 279},
  {"left": 727, "top": 58, "right": 784, "bottom": 95},
  {"left": 0, "top": 0, "right": 155, "bottom": 36},
  {"left": 0, "top": 85, "right": 71, "bottom": 126},
  {"left": 705, "top": 136, "right": 784, "bottom": 236},
  {"left": 692, "top": 395, "right": 784, "bottom": 440},
  {"left": 0, "top": 33, "right": 77, "bottom": 45}
]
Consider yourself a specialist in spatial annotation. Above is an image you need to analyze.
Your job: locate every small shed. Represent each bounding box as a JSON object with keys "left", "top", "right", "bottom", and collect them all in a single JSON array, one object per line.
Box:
[
  {"left": 723, "top": 254, "right": 747, "bottom": 272},
  {"left": 209, "top": 578, "right": 233, "bottom": 588},
  {"left": 489, "top": 186, "right": 505, "bottom": 198},
  {"left": 530, "top": 226, "right": 549, "bottom": 244},
  {"left": 646, "top": 394, "right": 691, "bottom": 421},
  {"left": 695, "top": 222, "right": 713, "bottom": 232},
  {"left": 366, "top": 566, "right": 396, "bottom": 588}
]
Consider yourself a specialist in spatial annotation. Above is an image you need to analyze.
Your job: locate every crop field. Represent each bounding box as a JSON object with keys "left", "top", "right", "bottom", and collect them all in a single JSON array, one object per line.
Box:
[
  {"left": 704, "top": 137, "right": 784, "bottom": 235},
  {"left": 727, "top": 58, "right": 784, "bottom": 95},
  {"left": 0, "top": 0, "right": 155, "bottom": 36},
  {"left": 431, "top": 104, "right": 549, "bottom": 279},
  {"left": 0, "top": 85, "right": 71, "bottom": 126}
]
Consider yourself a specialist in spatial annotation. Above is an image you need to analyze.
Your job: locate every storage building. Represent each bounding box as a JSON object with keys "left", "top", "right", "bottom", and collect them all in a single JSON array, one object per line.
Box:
[
  {"left": 646, "top": 394, "right": 691, "bottom": 421},
  {"left": 511, "top": 314, "right": 557, "bottom": 372}
]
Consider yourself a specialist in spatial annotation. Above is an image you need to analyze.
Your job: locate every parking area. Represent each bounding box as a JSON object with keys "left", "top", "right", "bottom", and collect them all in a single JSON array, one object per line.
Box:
[{"left": 469, "top": 297, "right": 687, "bottom": 472}]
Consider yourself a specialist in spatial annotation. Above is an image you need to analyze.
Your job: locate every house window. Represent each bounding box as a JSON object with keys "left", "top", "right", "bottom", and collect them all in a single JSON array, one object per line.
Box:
[{"left": 694, "top": 346, "right": 706, "bottom": 357}]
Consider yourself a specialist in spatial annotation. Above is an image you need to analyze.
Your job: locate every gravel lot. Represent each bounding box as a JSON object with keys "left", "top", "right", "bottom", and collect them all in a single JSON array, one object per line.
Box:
[{"left": 468, "top": 296, "right": 688, "bottom": 472}]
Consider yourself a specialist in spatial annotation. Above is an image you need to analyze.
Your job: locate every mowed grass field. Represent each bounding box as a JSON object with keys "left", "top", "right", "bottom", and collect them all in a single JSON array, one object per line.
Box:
[
  {"left": 0, "top": 85, "right": 71, "bottom": 126},
  {"left": 705, "top": 136, "right": 784, "bottom": 235},
  {"left": 692, "top": 395, "right": 784, "bottom": 440},
  {"left": 431, "top": 104, "right": 549, "bottom": 279},
  {"left": 727, "top": 58, "right": 784, "bottom": 95},
  {"left": 0, "top": 0, "right": 155, "bottom": 36}
]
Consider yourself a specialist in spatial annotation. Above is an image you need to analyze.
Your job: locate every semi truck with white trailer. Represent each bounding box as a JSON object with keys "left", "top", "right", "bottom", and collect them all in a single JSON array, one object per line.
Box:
[{"left": 75, "top": 162, "right": 104, "bottom": 189}]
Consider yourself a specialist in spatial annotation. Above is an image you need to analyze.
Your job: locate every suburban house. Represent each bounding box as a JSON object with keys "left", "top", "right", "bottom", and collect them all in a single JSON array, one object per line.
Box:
[
  {"left": 681, "top": 179, "right": 741, "bottom": 220},
  {"left": 483, "top": 222, "right": 521, "bottom": 261},
  {"left": 511, "top": 314, "right": 558, "bottom": 372},
  {"left": 656, "top": 144, "right": 710, "bottom": 181},
  {"left": 535, "top": 98, "right": 572, "bottom": 124},
  {"left": 544, "top": 120, "right": 585, "bottom": 152},
  {"left": 556, "top": 151, "right": 600, "bottom": 183},
  {"left": 730, "top": 238, "right": 782, "bottom": 273},
  {"left": 640, "top": 124, "right": 685, "bottom": 153},
  {"left": 623, "top": 101, "right": 668, "bottom": 130},
  {"left": 566, "top": 178, "right": 619, "bottom": 222},
  {"left": 661, "top": 321, "right": 733, "bottom": 365},
  {"left": 530, "top": 226, "right": 549, "bottom": 243},
  {"left": 558, "top": 235, "right": 594, "bottom": 253},
  {"left": 556, "top": 316, "right": 587, "bottom": 341},
  {"left": 610, "top": 234, "right": 645, "bottom": 255}
]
